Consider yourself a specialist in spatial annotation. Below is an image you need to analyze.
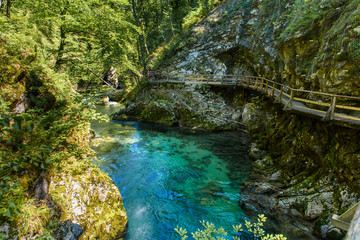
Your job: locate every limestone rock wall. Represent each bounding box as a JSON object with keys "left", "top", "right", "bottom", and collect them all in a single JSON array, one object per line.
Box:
[
  {"left": 241, "top": 100, "right": 360, "bottom": 236},
  {"left": 157, "top": 0, "right": 360, "bottom": 96}
]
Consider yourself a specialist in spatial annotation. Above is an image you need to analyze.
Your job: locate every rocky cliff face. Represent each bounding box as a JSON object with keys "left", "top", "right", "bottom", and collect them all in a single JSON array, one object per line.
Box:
[
  {"left": 241, "top": 100, "right": 360, "bottom": 238},
  {"left": 158, "top": 0, "right": 360, "bottom": 96}
]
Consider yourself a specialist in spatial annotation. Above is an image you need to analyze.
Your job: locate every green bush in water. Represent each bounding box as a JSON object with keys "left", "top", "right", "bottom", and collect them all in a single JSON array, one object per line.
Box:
[{"left": 175, "top": 214, "right": 287, "bottom": 240}]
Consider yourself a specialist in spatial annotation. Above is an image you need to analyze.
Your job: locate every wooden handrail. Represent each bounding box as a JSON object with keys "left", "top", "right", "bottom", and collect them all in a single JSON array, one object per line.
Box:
[
  {"left": 155, "top": 72, "right": 360, "bottom": 100},
  {"left": 151, "top": 72, "right": 360, "bottom": 125}
]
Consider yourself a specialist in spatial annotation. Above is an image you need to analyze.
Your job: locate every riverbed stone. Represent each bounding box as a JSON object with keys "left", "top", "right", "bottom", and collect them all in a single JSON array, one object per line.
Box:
[
  {"left": 269, "top": 171, "right": 281, "bottom": 181},
  {"left": 241, "top": 103, "right": 257, "bottom": 126}
]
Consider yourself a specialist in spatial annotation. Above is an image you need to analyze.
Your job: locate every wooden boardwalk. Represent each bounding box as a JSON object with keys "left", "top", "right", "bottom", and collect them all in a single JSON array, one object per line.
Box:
[{"left": 151, "top": 72, "right": 360, "bottom": 126}]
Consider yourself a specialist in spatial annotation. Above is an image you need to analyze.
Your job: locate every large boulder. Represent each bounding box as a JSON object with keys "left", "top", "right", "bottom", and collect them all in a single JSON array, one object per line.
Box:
[{"left": 50, "top": 158, "right": 127, "bottom": 239}]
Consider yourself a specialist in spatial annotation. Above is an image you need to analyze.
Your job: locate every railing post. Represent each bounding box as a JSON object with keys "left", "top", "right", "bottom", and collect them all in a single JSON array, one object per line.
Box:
[
  {"left": 265, "top": 80, "right": 269, "bottom": 95},
  {"left": 323, "top": 96, "right": 337, "bottom": 121},
  {"left": 167, "top": 72, "right": 169, "bottom": 82},
  {"left": 253, "top": 78, "right": 258, "bottom": 90},
  {"left": 275, "top": 86, "right": 283, "bottom": 103},
  {"left": 207, "top": 76, "right": 209, "bottom": 84},
  {"left": 221, "top": 77, "right": 223, "bottom": 85},
  {"left": 269, "top": 82, "right": 275, "bottom": 97},
  {"left": 283, "top": 89, "right": 294, "bottom": 110},
  {"left": 247, "top": 76, "right": 250, "bottom": 87},
  {"left": 260, "top": 78, "right": 264, "bottom": 92}
]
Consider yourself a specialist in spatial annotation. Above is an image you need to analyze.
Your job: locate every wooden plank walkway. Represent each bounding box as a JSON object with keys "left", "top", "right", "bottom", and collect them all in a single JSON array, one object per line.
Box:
[{"left": 151, "top": 72, "right": 360, "bottom": 126}]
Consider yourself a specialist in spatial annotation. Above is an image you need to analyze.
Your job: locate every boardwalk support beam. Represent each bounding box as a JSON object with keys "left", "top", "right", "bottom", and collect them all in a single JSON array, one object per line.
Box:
[
  {"left": 254, "top": 78, "right": 258, "bottom": 90},
  {"left": 265, "top": 80, "right": 269, "bottom": 95}
]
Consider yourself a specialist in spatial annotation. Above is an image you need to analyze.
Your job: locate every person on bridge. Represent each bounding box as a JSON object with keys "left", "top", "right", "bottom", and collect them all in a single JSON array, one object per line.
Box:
[{"left": 148, "top": 69, "right": 155, "bottom": 81}]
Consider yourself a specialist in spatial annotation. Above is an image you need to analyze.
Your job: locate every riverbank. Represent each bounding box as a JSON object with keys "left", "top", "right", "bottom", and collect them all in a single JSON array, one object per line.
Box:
[{"left": 113, "top": 83, "right": 244, "bottom": 130}]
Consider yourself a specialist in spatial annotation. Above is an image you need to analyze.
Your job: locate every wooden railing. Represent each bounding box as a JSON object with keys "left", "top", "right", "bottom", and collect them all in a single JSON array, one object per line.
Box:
[{"left": 151, "top": 72, "right": 360, "bottom": 125}]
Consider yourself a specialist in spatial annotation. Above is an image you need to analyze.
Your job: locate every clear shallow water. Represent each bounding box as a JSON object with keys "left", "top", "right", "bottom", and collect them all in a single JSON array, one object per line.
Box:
[
  {"left": 91, "top": 106, "right": 252, "bottom": 239},
  {"left": 91, "top": 106, "right": 316, "bottom": 240}
]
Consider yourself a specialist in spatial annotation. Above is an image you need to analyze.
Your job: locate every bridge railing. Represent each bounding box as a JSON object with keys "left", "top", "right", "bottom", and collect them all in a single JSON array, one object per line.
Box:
[{"left": 153, "top": 72, "right": 360, "bottom": 124}]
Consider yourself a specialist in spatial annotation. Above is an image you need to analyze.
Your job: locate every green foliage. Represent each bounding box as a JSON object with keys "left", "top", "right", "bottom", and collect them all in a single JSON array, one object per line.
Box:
[
  {"left": 17, "top": 199, "right": 50, "bottom": 237},
  {"left": 0, "top": 18, "right": 105, "bottom": 234},
  {"left": 279, "top": 0, "right": 326, "bottom": 40},
  {"left": 1, "top": 0, "right": 139, "bottom": 87},
  {"left": 175, "top": 214, "right": 287, "bottom": 240},
  {"left": 176, "top": 220, "right": 229, "bottom": 240},
  {"left": 182, "top": 6, "right": 206, "bottom": 31},
  {"left": 195, "top": 84, "right": 211, "bottom": 93},
  {"left": 0, "top": 178, "right": 24, "bottom": 222}
]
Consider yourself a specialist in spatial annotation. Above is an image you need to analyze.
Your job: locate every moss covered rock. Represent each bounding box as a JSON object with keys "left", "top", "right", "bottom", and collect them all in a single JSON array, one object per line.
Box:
[
  {"left": 50, "top": 158, "right": 127, "bottom": 239},
  {"left": 113, "top": 83, "right": 244, "bottom": 130}
]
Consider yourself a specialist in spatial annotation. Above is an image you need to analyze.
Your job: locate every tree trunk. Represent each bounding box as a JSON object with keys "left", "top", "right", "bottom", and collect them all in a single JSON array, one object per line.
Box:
[
  {"left": 55, "top": 23, "right": 66, "bottom": 67},
  {"left": 131, "top": 0, "right": 147, "bottom": 69},
  {"left": 166, "top": 0, "right": 175, "bottom": 36},
  {"left": 6, "top": 0, "right": 11, "bottom": 18},
  {"left": 138, "top": 2, "right": 149, "bottom": 56},
  {"left": 205, "top": 0, "right": 210, "bottom": 14},
  {"left": 55, "top": 3, "right": 69, "bottom": 68}
]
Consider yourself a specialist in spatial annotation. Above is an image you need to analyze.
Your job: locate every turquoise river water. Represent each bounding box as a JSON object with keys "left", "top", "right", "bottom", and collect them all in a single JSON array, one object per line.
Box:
[{"left": 91, "top": 106, "right": 316, "bottom": 240}]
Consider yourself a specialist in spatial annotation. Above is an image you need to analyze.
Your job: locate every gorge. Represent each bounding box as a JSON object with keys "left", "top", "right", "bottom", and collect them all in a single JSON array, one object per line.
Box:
[{"left": 1, "top": 0, "right": 359, "bottom": 239}]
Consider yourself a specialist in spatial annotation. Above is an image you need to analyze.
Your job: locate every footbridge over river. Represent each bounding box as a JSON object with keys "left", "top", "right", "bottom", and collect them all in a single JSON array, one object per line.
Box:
[{"left": 151, "top": 72, "right": 360, "bottom": 127}]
